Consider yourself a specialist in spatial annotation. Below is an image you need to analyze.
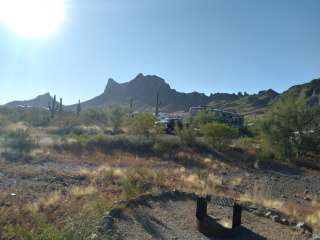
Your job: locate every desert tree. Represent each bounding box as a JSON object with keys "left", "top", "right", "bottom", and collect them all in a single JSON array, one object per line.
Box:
[
  {"left": 109, "top": 107, "right": 124, "bottom": 134},
  {"left": 259, "top": 94, "right": 320, "bottom": 161}
]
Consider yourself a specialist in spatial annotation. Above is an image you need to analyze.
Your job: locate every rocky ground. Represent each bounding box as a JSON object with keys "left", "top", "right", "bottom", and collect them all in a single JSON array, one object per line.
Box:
[
  {"left": 0, "top": 134, "right": 320, "bottom": 239},
  {"left": 101, "top": 192, "right": 309, "bottom": 240}
]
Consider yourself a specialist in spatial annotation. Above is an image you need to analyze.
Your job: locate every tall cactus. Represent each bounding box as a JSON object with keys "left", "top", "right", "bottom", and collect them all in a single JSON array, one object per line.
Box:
[
  {"left": 129, "top": 98, "right": 134, "bottom": 117},
  {"left": 59, "top": 98, "right": 63, "bottom": 113},
  {"left": 48, "top": 95, "right": 58, "bottom": 118},
  {"left": 155, "top": 91, "right": 160, "bottom": 118},
  {"left": 77, "top": 100, "right": 81, "bottom": 116}
]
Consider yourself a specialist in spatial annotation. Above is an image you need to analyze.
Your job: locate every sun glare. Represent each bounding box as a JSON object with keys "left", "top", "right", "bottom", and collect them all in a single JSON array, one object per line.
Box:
[{"left": 0, "top": 0, "right": 65, "bottom": 38}]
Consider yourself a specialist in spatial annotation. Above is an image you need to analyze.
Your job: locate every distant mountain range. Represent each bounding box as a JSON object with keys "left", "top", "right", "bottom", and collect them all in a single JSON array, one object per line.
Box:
[
  {"left": 5, "top": 93, "right": 54, "bottom": 109},
  {"left": 4, "top": 74, "right": 320, "bottom": 114}
]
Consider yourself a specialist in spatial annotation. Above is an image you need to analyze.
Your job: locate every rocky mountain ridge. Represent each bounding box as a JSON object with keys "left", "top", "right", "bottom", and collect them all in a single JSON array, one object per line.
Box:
[{"left": 4, "top": 74, "right": 320, "bottom": 113}]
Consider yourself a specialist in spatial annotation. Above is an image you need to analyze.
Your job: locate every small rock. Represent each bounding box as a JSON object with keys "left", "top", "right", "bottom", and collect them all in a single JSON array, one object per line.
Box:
[
  {"left": 310, "top": 234, "right": 320, "bottom": 240},
  {"left": 281, "top": 194, "right": 287, "bottom": 199},
  {"left": 265, "top": 211, "right": 272, "bottom": 217},
  {"left": 281, "top": 218, "right": 289, "bottom": 225},
  {"left": 304, "top": 190, "right": 310, "bottom": 195},
  {"left": 290, "top": 219, "right": 297, "bottom": 226},
  {"left": 10, "top": 193, "right": 16, "bottom": 197},
  {"left": 271, "top": 215, "right": 280, "bottom": 223},
  {"left": 89, "top": 233, "right": 98, "bottom": 240},
  {"left": 102, "top": 215, "right": 114, "bottom": 229},
  {"left": 296, "top": 222, "right": 306, "bottom": 229},
  {"left": 296, "top": 222, "right": 312, "bottom": 233},
  {"left": 304, "top": 196, "right": 311, "bottom": 201}
]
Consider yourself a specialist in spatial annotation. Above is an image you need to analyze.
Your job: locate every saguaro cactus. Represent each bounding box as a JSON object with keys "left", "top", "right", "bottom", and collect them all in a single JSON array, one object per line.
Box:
[
  {"left": 77, "top": 100, "right": 82, "bottom": 116},
  {"left": 48, "top": 95, "right": 58, "bottom": 118},
  {"left": 59, "top": 98, "right": 63, "bottom": 113},
  {"left": 129, "top": 98, "right": 134, "bottom": 117},
  {"left": 155, "top": 92, "right": 160, "bottom": 118}
]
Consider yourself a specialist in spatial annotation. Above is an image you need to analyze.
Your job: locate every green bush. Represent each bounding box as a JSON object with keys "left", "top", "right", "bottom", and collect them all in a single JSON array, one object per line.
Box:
[
  {"left": 235, "top": 137, "right": 258, "bottom": 152},
  {"left": 3, "top": 207, "right": 65, "bottom": 240},
  {"left": 52, "top": 113, "right": 81, "bottom": 128},
  {"left": 23, "top": 109, "right": 51, "bottom": 127},
  {"left": 120, "top": 167, "right": 157, "bottom": 199},
  {"left": 193, "top": 169, "right": 209, "bottom": 182},
  {"left": 55, "top": 135, "right": 156, "bottom": 155},
  {"left": 259, "top": 95, "right": 320, "bottom": 161},
  {"left": 177, "top": 127, "right": 196, "bottom": 147},
  {"left": 109, "top": 108, "right": 125, "bottom": 134},
  {"left": 3, "top": 129, "right": 36, "bottom": 161},
  {"left": 81, "top": 109, "right": 108, "bottom": 126},
  {"left": 191, "top": 110, "right": 217, "bottom": 129},
  {"left": 201, "top": 122, "right": 238, "bottom": 150},
  {"left": 128, "top": 112, "right": 155, "bottom": 135},
  {"left": 0, "top": 114, "right": 9, "bottom": 127},
  {"left": 153, "top": 139, "right": 179, "bottom": 157},
  {"left": 0, "top": 108, "right": 50, "bottom": 127}
]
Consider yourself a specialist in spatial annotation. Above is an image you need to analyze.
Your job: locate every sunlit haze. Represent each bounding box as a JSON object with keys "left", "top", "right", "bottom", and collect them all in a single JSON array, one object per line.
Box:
[
  {"left": 0, "top": 0, "right": 65, "bottom": 38},
  {"left": 0, "top": 0, "right": 319, "bottom": 105}
]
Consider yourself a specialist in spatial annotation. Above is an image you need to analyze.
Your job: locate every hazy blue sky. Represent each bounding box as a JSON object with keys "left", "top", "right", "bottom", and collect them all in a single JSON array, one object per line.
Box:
[{"left": 0, "top": 0, "right": 319, "bottom": 104}]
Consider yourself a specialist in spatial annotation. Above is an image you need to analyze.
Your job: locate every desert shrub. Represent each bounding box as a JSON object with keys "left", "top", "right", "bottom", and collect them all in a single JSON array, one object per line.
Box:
[
  {"left": 259, "top": 95, "right": 320, "bottom": 161},
  {"left": 0, "top": 114, "right": 9, "bottom": 127},
  {"left": 54, "top": 113, "right": 81, "bottom": 127},
  {"left": 3, "top": 129, "right": 36, "bottom": 161},
  {"left": 58, "top": 126, "right": 83, "bottom": 136},
  {"left": 0, "top": 107, "right": 51, "bottom": 127},
  {"left": 49, "top": 113, "right": 88, "bottom": 136},
  {"left": 120, "top": 167, "right": 159, "bottom": 199},
  {"left": 154, "top": 122, "right": 166, "bottom": 134},
  {"left": 93, "top": 135, "right": 154, "bottom": 153},
  {"left": 153, "top": 139, "right": 180, "bottom": 157},
  {"left": 81, "top": 109, "right": 108, "bottom": 126},
  {"left": 0, "top": 107, "right": 28, "bottom": 123},
  {"left": 23, "top": 109, "right": 51, "bottom": 127},
  {"left": 109, "top": 108, "right": 125, "bottom": 134},
  {"left": 63, "top": 209, "right": 104, "bottom": 240},
  {"left": 177, "top": 127, "right": 196, "bottom": 147},
  {"left": 128, "top": 112, "right": 156, "bottom": 135},
  {"left": 235, "top": 137, "right": 258, "bottom": 152},
  {"left": 201, "top": 122, "right": 238, "bottom": 150},
  {"left": 55, "top": 135, "right": 156, "bottom": 155},
  {"left": 3, "top": 210, "right": 64, "bottom": 240},
  {"left": 193, "top": 169, "right": 209, "bottom": 183},
  {"left": 191, "top": 110, "right": 217, "bottom": 129}
]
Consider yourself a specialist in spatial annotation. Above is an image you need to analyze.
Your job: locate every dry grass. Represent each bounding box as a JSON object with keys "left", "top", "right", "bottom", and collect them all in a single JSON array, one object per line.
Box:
[
  {"left": 70, "top": 185, "right": 98, "bottom": 198},
  {"left": 236, "top": 183, "right": 320, "bottom": 230},
  {"left": 1, "top": 127, "right": 319, "bottom": 238}
]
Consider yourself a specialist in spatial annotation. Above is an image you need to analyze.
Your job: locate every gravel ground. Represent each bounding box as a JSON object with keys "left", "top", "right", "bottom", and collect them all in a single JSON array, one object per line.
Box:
[{"left": 103, "top": 193, "right": 307, "bottom": 240}]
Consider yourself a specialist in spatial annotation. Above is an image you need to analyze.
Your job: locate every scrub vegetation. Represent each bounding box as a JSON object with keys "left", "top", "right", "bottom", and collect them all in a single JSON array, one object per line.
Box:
[{"left": 0, "top": 96, "right": 319, "bottom": 239}]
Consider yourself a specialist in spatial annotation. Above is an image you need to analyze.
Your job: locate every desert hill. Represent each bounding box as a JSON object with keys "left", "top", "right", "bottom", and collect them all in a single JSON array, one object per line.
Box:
[{"left": 4, "top": 75, "right": 320, "bottom": 114}]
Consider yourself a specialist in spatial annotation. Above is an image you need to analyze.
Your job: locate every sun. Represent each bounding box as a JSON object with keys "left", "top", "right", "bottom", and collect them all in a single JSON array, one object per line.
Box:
[{"left": 0, "top": 0, "right": 65, "bottom": 38}]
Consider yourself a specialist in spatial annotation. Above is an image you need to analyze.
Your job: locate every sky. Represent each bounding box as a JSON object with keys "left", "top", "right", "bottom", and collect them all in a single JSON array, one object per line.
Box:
[{"left": 0, "top": 0, "right": 319, "bottom": 104}]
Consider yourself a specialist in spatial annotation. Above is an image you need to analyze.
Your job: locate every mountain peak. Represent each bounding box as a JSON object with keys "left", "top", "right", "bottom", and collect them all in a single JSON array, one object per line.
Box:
[
  {"left": 135, "top": 73, "right": 145, "bottom": 79},
  {"left": 130, "top": 74, "right": 167, "bottom": 87},
  {"left": 38, "top": 92, "right": 51, "bottom": 98},
  {"left": 105, "top": 78, "right": 119, "bottom": 92}
]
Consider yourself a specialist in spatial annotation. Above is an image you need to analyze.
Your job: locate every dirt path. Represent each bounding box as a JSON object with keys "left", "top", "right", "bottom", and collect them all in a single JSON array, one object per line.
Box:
[{"left": 102, "top": 192, "right": 307, "bottom": 240}]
